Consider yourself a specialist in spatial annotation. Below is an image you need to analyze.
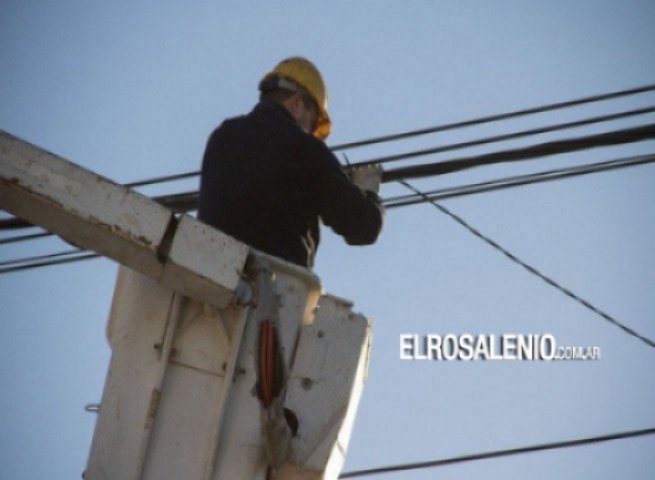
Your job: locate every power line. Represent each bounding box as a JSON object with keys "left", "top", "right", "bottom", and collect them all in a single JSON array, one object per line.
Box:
[
  {"left": 3, "top": 153, "right": 655, "bottom": 273},
  {"left": 384, "top": 153, "right": 655, "bottom": 208},
  {"left": 3, "top": 87, "right": 654, "bottom": 233},
  {"left": 125, "top": 171, "right": 200, "bottom": 188},
  {"left": 339, "top": 426, "right": 655, "bottom": 478},
  {"left": 0, "top": 252, "right": 99, "bottom": 274},
  {"left": 355, "top": 105, "right": 655, "bottom": 167},
  {"left": 3, "top": 86, "right": 655, "bottom": 269},
  {"left": 398, "top": 179, "right": 655, "bottom": 349},
  {"left": 382, "top": 123, "right": 655, "bottom": 182},
  {"left": 146, "top": 153, "right": 655, "bottom": 212},
  {"left": 0, "top": 230, "right": 50, "bottom": 245},
  {"left": 152, "top": 191, "right": 199, "bottom": 213},
  {"left": 0, "top": 216, "right": 33, "bottom": 229},
  {"left": 4, "top": 83, "right": 645, "bottom": 199},
  {"left": 18, "top": 150, "right": 653, "bottom": 239},
  {"left": 0, "top": 247, "right": 82, "bottom": 267},
  {"left": 331, "top": 82, "right": 655, "bottom": 151},
  {"left": 5, "top": 122, "right": 654, "bottom": 233}
]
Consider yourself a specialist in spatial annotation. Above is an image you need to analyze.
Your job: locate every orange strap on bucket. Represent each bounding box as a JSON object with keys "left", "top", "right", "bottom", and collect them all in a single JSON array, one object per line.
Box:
[{"left": 259, "top": 320, "right": 276, "bottom": 408}]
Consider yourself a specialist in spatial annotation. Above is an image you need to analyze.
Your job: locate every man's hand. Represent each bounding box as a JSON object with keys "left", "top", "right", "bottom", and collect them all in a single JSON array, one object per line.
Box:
[{"left": 350, "top": 164, "right": 382, "bottom": 194}]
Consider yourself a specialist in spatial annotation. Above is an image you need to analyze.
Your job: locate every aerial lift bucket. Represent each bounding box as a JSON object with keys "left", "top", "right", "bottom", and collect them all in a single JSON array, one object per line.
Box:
[{"left": 85, "top": 252, "right": 371, "bottom": 480}]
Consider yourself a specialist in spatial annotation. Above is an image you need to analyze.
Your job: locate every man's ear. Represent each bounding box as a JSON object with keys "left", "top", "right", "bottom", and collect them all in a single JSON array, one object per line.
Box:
[
  {"left": 281, "top": 92, "right": 305, "bottom": 123},
  {"left": 289, "top": 92, "right": 304, "bottom": 116}
]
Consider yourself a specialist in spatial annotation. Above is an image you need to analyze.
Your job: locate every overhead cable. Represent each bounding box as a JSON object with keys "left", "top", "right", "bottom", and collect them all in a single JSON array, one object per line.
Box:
[
  {"left": 3, "top": 153, "right": 654, "bottom": 270},
  {"left": 0, "top": 252, "right": 99, "bottom": 274},
  {"left": 151, "top": 153, "right": 655, "bottom": 213},
  {"left": 382, "top": 123, "right": 655, "bottom": 182},
  {"left": 125, "top": 171, "right": 200, "bottom": 189},
  {"left": 355, "top": 105, "right": 655, "bottom": 167},
  {"left": 4, "top": 122, "right": 654, "bottom": 232},
  {"left": 0, "top": 248, "right": 82, "bottom": 268},
  {"left": 0, "top": 216, "right": 33, "bottom": 229},
  {"left": 384, "top": 153, "right": 655, "bottom": 208},
  {"left": 339, "top": 426, "right": 655, "bottom": 478},
  {"left": 397, "top": 179, "right": 655, "bottom": 349},
  {"left": 331, "top": 82, "right": 655, "bottom": 151},
  {"left": 152, "top": 191, "right": 199, "bottom": 213},
  {"left": 3, "top": 86, "right": 654, "bottom": 232},
  {"left": 11, "top": 83, "right": 648, "bottom": 197},
  {"left": 0, "top": 231, "right": 50, "bottom": 245}
]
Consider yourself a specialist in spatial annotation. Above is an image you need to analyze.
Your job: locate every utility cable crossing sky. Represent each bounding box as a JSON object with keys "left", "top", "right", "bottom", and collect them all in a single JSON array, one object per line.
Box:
[
  {"left": 338, "top": 427, "right": 655, "bottom": 478},
  {"left": 4, "top": 82, "right": 653, "bottom": 204},
  {"left": 3, "top": 146, "right": 655, "bottom": 266},
  {"left": 3, "top": 84, "right": 655, "bottom": 230},
  {"left": 2, "top": 84, "right": 655, "bottom": 352},
  {"left": 397, "top": 179, "right": 655, "bottom": 349}
]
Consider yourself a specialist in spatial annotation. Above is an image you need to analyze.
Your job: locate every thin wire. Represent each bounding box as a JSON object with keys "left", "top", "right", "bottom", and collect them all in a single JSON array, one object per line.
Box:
[
  {"left": 16, "top": 83, "right": 649, "bottom": 196},
  {"left": 0, "top": 216, "right": 34, "bottom": 229},
  {"left": 152, "top": 191, "right": 199, "bottom": 213},
  {"left": 331, "top": 82, "right": 655, "bottom": 151},
  {"left": 398, "top": 179, "right": 655, "bottom": 349},
  {"left": 339, "top": 426, "right": 655, "bottom": 478},
  {"left": 384, "top": 154, "right": 655, "bottom": 208},
  {"left": 383, "top": 123, "right": 655, "bottom": 182},
  {"left": 3, "top": 86, "right": 655, "bottom": 265},
  {"left": 0, "top": 231, "right": 51, "bottom": 245},
  {"left": 0, "top": 248, "right": 82, "bottom": 267},
  {"left": 110, "top": 153, "right": 655, "bottom": 215},
  {"left": 0, "top": 252, "right": 99, "bottom": 274},
  {"left": 6, "top": 122, "right": 653, "bottom": 234},
  {"left": 125, "top": 170, "right": 200, "bottom": 188},
  {"left": 147, "top": 153, "right": 655, "bottom": 212},
  {"left": 2, "top": 86, "right": 653, "bottom": 233},
  {"left": 3, "top": 153, "right": 653, "bottom": 271},
  {"left": 356, "top": 105, "right": 655, "bottom": 167}
]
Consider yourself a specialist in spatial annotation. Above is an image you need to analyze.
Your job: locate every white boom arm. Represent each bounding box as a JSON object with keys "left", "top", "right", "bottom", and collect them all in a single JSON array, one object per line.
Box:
[{"left": 0, "top": 130, "right": 249, "bottom": 308}]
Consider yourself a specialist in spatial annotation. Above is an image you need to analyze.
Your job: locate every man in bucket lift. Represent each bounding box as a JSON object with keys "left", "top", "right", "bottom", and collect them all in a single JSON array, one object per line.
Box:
[{"left": 198, "top": 57, "right": 383, "bottom": 268}]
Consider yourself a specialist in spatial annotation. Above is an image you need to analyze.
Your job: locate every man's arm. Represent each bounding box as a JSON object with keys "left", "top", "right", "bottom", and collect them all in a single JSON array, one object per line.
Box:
[{"left": 306, "top": 140, "right": 384, "bottom": 245}]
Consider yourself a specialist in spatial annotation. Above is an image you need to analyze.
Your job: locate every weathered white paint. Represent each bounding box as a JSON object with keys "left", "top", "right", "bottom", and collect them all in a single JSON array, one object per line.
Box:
[{"left": 0, "top": 130, "right": 248, "bottom": 308}]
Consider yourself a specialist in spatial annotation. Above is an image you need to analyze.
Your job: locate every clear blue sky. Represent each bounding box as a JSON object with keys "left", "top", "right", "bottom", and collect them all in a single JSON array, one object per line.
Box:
[{"left": 1, "top": 1, "right": 654, "bottom": 478}]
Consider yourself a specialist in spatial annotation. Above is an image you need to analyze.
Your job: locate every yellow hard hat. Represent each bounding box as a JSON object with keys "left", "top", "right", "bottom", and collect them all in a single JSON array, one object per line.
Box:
[{"left": 259, "top": 57, "right": 331, "bottom": 140}]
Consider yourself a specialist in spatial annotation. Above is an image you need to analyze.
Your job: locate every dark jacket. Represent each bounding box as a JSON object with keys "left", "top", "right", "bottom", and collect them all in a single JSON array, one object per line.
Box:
[{"left": 198, "top": 100, "right": 383, "bottom": 268}]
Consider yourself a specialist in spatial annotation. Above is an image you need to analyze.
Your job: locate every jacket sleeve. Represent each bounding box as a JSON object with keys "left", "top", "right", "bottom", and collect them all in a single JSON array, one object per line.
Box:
[{"left": 302, "top": 138, "right": 384, "bottom": 245}]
